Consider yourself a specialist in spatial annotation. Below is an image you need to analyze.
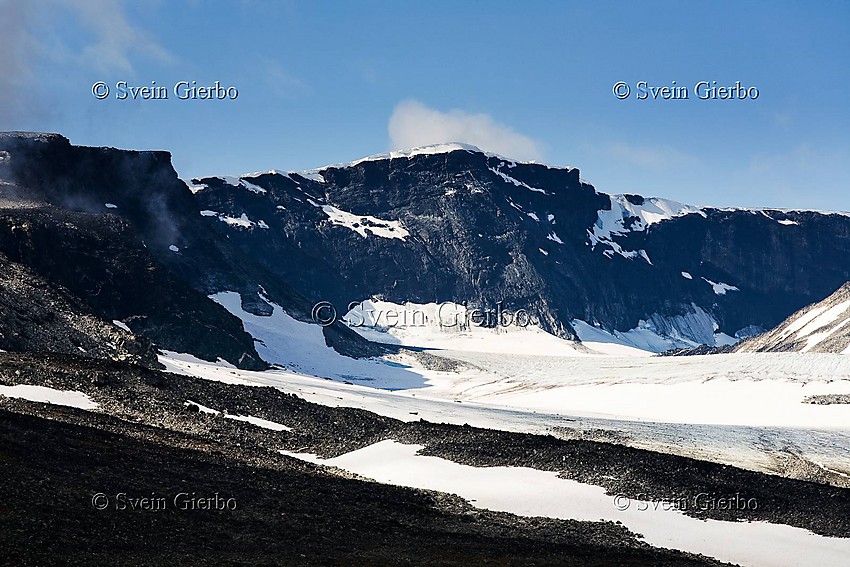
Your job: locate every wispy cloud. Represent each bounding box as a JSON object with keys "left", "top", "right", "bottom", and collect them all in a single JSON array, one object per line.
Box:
[
  {"left": 739, "top": 143, "right": 850, "bottom": 210},
  {"left": 607, "top": 142, "right": 700, "bottom": 170},
  {"left": 388, "top": 99, "right": 543, "bottom": 161},
  {"left": 0, "top": 0, "right": 173, "bottom": 125},
  {"left": 260, "top": 59, "right": 308, "bottom": 99},
  {"left": 64, "top": 0, "right": 174, "bottom": 72},
  {"left": 748, "top": 143, "right": 849, "bottom": 175},
  {"left": 0, "top": 0, "right": 42, "bottom": 123}
]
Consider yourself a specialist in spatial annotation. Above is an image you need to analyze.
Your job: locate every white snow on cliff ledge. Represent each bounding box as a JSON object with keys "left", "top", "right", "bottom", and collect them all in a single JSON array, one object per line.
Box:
[
  {"left": 702, "top": 278, "right": 739, "bottom": 295},
  {"left": 218, "top": 213, "right": 269, "bottom": 230},
  {"left": 588, "top": 195, "right": 705, "bottom": 262},
  {"left": 215, "top": 175, "right": 267, "bottom": 194},
  {"left": 306, "top": 199, "right": 409, "bottom": 240}
]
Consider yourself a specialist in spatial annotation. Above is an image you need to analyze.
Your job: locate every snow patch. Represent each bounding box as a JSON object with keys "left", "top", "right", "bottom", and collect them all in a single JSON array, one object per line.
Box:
[
  {"left": 240, "top": 179, "right": 267, "bottom": 194},
  {"left": 488, "top": 166, "right": 549, "bottom": 194},
  {"left": 209, "top": 292, "right": 429, "bottom": 388},
  {"left": 184, "top": 399, "right": 290, "bottom": 430},
  {"left": 573, "top": 304, "right": 734, "bottom": 353},
  {"left": 294, "top": 171, "right": 326, "bottom": 183},
  {"left": 211, "top": 212, "right": 269, "bottom": 230},
  {"left": 771, "top": 299, "right": 850, "bottom": 352},
  {"left": 162, "top": 351, "right": 236, "bottom": 370},
  {"left": 112, "top": 320, "right": 132, "bottom": 333},
  {"left": 506, "top": 198, "right": 524, "bottom": 213},
  {"left": 570, "top": 320, "right": 656, "bottom": 356},
  {"left": 0, "top": 384, "right": 97, "bottom": 410},
  {"left": 285, "top": 440, "right": 850, "bottom": 567},
  {"left": 219, "top": 213, "right": 255, "bottom": 229},
  {"left": 344, "top": 299, "right": 587, "bottom": 356},
  {"left": 589, "top": 195, "right": 704, "bottom": 262},
  {"left": 780, "top": 304, "right": 831, "bottom": 340},
  {"left": 226, "top": 414, "right": 292, "bottom": 432},
  {"left": 546, "top": 231, "right": 564, "bottom": 244},
  {"left": 308, "top": 200, "right": 409, "bottom": 240},
  {"left": 795, "top": 300, "right": 850, "bottom": 339},
  {"left": 217, "top": 175, "right": 268, "bottom": 194},
  {"left": 714, "top": 332, "right": 739, "bottom": 347},
  {"left": 701, "top": 278, "right": 739, "bottom": 295}
]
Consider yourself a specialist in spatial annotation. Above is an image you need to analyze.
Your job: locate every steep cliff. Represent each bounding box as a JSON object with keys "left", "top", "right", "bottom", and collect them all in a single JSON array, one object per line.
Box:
[{"left": 192, "top": 143, "right": 850, "bottom": 350}]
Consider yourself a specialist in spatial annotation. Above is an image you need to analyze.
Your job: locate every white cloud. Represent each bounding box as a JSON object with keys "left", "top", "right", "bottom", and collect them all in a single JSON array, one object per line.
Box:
[
  {"left": 64, "top": 0, "right": 173, "bottom": 72},
  {"left": 388, "top": 100, "right": 543, "bottom": 161}
]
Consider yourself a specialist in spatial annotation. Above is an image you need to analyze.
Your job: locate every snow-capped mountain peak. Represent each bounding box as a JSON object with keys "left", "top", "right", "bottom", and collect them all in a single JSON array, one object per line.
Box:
[{"left": 285, "top": 142, "right": 581, "bottom": 179}]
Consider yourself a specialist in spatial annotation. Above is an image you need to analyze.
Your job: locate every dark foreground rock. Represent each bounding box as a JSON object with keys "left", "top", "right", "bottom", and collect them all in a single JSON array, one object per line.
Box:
[
  {"left": 0, "top": 406, "right": 732, "bottom": 566},
  {"left": 1, "top": 352, "right": 848, "bottom": 559},
  {"left": 4, "top": 408, "right": 693, "bottom": 566},
  {"left": 0, "top": 253, "right": 160, "bottom": 368}
]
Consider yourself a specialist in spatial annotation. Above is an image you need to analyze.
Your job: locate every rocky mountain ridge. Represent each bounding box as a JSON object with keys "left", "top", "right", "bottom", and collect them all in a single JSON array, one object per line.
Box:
[
  {"left": 0, "top": 132, "right": 378, "bottom": 368},
  {"left": 193, "top": 142, "right": 850, "bottom": 352},
  {"left": 4, "top": 132, "right": 850, "bottom": 360}
]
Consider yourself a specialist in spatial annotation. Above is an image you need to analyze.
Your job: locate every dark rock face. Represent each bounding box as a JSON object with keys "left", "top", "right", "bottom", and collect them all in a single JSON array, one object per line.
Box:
[
  {"left": 193, "top": 152, "right": 606, "bottom": 340},
  {"left": 0, "top": 203, "right": 264, "bottom": 369},
  {"left": 0, "top": 132, "right": 382, "bottom": 368},
  {"left": 193, "top": 146, "right": 850, "bottom": 346},
  {"left": 0, "top": 252, "right": 160, "bottom": 368},
  {"left": 643, "top": 210, "right": 850, "bottom": 338}
]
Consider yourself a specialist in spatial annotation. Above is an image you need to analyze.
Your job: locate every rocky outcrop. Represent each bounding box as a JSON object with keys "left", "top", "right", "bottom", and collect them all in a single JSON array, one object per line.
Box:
[
  {"left": 0, "top": 252, "right": 160, "bottom": 367},
  {"left": 0, "top": 132, "right": 382, "bottom": 367},
  {"left": 0, "top": 204, "right": 265, "bottom": 368},
  {"left": 735, "top": 282, "right": 850, "bottom": 354}
]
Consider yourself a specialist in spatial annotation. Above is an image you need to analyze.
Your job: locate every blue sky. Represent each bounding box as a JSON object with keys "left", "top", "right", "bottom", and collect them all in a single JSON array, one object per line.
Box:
[{"left": 3, "top": 0, "right": 849, "bottom": 210}]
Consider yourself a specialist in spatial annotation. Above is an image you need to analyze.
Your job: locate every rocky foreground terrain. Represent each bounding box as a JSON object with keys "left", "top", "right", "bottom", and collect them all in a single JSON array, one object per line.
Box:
[{"left": 2, "top": 352, "right": 849, "bottom": 565}]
